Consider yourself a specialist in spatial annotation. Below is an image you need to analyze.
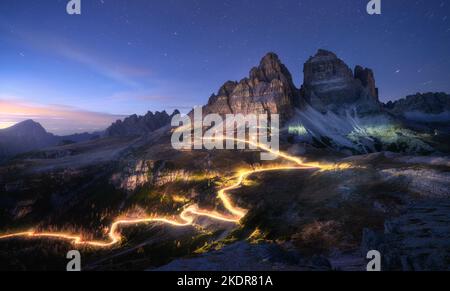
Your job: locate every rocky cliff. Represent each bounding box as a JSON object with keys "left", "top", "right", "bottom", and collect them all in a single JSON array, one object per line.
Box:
[
  {"left": 106, "top": 110, "right": 180, "bottom": 137},
  {"left": 200, "top": 49, "right": 446, "bottom": 154},
  {"left": 300, "top": 49, "right": 381, "bottom": 115},
  {"left": 384, "top": 92, "right": 450, "bottom": 122},
  {"left": 203, "top": 52, "right": 299, "bottom": 122},
  {"left": 203, "top": 49, "right": 383, "bottom": 119}
]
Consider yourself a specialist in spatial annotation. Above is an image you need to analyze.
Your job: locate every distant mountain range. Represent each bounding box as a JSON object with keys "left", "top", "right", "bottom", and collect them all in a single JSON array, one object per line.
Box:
[
  {"left": 385, "top": 92, "right": 450, "bottom": 122},
  {"left": 106, "top": 110, "right": 180, "bottom": 137},
  {"left": 0, "top": 109, "right": 181, "bottom": 161},
  {"left": 1, "top": 49, "right": 449, "bottom": 162}
]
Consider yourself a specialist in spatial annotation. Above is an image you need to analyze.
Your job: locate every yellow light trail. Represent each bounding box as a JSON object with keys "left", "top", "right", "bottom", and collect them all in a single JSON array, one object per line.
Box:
[{"left": 0, "top": 137, "right": 350, "bottom": 248}]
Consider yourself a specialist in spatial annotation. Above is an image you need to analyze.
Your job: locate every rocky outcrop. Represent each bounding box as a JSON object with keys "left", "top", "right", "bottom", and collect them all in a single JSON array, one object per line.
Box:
[
  {"left": 0, "top": 119, "right": 57, "bottom": 146},
  {"left": 110, "top": 160, "right": 150, "bottom": 192},
  {"left": 106, "top": 110, "right": 180, "bottom": 137},
  {"left": 354, "top": 65, "right": 378, "bottom": 100},
  {"left": 301, "top": 49, "right": 381, "bottom": 114},
  {"left": 155, "top": 241, "right": 331, "bottom": 271},
  {"left": 362, "top": 200, "right": 450, "bottom": 271},
  {"left": 203, "top": 52, "right": 299, "bottom": 122}
]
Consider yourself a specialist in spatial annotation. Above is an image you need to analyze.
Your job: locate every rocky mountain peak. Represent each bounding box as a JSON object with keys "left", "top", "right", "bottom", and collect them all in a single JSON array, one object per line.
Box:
[
  {"left": 301, "top": 49, "right": 380, "bottom": 114},
  {"left": 303, "top": 49, "right": 354, "bottom": 87},
  {"left": 2, "top": 119, "right": 49, "bottom": 138},
  {"left": 249, "top": 52, "right": 294, "bottom": 84},
  {"left": 385, "top": 92, "right": 450, "bottom": 115},
  {"left": 307, "top": 49, "right": 339, "bottom": 63},
  {"left": 106, "top": 110, "right": 179, "bottom": 137},
  {"left": 354, "top": 65, "right": 378, "bottom": 100},
  {"left": 216, "top": 81, "right": 238, "bottom": 98},
  {"left": 204, "top": 53, "right": 299, "bottom": 121}
]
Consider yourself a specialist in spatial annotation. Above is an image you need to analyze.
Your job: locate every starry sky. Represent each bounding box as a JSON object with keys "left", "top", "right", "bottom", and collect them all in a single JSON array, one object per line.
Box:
[{"left": 0, "top": 0, "right": 449, "bottom": 134}]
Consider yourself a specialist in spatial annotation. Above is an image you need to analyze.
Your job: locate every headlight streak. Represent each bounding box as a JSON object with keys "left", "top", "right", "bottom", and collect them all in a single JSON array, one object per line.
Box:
[{"left": 0, "top": 137, "right": 350, "bottom": 248}]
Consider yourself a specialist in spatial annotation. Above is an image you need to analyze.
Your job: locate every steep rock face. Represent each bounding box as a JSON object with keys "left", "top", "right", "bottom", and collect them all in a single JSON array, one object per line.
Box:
[
  {"left": 301, "top": 49, "right": 381, "bottom": 115},
  {"left": 385, "top": 92, "right": 450, "bottom": 122},
  {"left": 354, "top": 65, "right": 378, "bottom": 100},
  {"left": 290, "top": 50, "right": 438, "bottom": 154},
  {"left": 204, "top": 53, "right": 299, "bottom": 122},
  {"left": 106, "top": 110, "right": 180, "bottom": 137}
]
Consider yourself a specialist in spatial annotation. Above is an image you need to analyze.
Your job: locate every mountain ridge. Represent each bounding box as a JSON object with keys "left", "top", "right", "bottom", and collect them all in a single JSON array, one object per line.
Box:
[{"left": 2, "top": 50, "right": 449, "bottom": 159}]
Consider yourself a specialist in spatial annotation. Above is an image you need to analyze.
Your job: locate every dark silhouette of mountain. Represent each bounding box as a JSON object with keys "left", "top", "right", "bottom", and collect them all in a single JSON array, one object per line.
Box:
[
  {"left": 106, "top": 110, "right": 180, "bottom": 137},
  {"left": 300, "top": 49, "right": 381, "bottom": 115}
]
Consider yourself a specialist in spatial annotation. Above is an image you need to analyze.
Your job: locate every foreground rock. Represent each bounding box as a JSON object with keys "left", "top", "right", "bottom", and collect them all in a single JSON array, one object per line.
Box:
[
  {"left": 153, "top": 241, "right": 331, "bottom": 271},
  {"left": 385, "top": 92, "right": 450, "bottom": 123}
]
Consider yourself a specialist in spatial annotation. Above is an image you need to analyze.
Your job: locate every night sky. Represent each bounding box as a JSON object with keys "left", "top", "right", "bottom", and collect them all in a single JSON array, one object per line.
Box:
[{"left": 0, "top": 0, "right": 449, "bottom": 134}]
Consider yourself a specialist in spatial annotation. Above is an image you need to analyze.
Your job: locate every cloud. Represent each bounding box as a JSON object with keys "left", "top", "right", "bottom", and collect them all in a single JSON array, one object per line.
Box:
[
  {"left": 0, "top": 99, "right": 125, "bottom": 135},
  {"left": 2, "top": 26, "right": 152, "bottom": 87},
  {"left": 55, "top": 44, "right": 152, "bottom": 87}
]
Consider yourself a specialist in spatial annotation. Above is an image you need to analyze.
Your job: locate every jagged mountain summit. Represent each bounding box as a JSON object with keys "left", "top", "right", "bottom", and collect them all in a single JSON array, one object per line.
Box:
[
  {"left": 106, "top": 110, "right": 180, "bottom": 137},
  {"left": 203, "top": 52, "right": 299, "bottom": 122},
  {"left": 204, "top": 49, "right": 383, "bottom": 121},
  {"left": 300, "top": 49, "right": 381, "bottom": 115},
  {"left": 203, "top": 49, "right": 446, "bottom": 154},
  {"left": 0, "top": 120, "right": 57, "bottom": 154},
  {"left": 1, "top": 51, "right": 450, "bottom": 272}
]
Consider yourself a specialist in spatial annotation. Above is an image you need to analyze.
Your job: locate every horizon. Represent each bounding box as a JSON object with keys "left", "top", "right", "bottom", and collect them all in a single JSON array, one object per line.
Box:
[
  {"left": 1, "top": 0, "right": 450, "bottom": 134},
  {"left": 1, "top": 88, "right": 448, "bottom": 136}
]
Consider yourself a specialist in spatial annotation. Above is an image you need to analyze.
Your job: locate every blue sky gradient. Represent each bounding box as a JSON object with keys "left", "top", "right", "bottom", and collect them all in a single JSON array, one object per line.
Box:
[{"left": 0, "top": 0, "right": 449, "bottom": 134}]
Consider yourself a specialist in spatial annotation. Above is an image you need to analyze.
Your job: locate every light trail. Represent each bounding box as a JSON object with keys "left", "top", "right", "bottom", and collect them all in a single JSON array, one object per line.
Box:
[{"left": 0, "top": 137, "right": 350, "bottom": 248}]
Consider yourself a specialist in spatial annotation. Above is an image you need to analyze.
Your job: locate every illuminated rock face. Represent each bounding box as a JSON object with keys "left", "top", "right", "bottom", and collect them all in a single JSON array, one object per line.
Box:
[
  {"left": 301, "top": 49, "right": 381, "bottom": 115},
  {"left": 110, "top": 160, "right": 150, "bottom": 191},
  {"left": 203, "top": 52, "right": 299, "bottom": 122},
  {"left": 204, "top": 50, "right": 384, "bottom": 122}
]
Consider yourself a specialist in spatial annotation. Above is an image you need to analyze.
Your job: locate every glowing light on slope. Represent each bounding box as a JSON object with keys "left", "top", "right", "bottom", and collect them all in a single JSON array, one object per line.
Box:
[{"left": 0, "top": 137, "right": 351, "bottom": 248}]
